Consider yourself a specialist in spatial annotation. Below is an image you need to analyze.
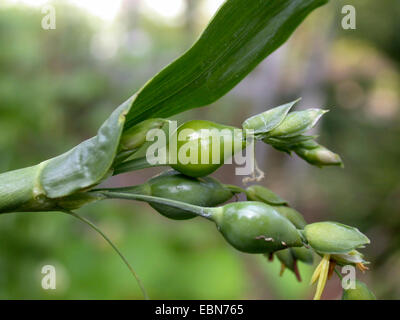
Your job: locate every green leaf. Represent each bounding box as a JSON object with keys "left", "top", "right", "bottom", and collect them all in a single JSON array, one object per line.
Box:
[
  {"left": 0, "top": 0, "right": 330, "bottom": 213},
  {"left": 40, "top": 98, "right": 133, "bottom": 198},
  {"left": 124, "top": 0, "right": 329, "bottom": 129}
]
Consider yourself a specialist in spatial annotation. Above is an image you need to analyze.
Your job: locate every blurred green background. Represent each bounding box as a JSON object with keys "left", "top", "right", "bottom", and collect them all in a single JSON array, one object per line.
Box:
[{"left": 0, "top": 0, "right": 399, "bottom": 299}]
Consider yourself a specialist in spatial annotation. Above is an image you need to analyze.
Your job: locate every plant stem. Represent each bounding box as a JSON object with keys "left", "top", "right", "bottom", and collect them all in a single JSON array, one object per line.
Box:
[
  {"left": 96, "top": 191, "right": 215, "bottom": 220},
  {"left": 113, "top": 156, "right": 166, "bottom": 175},
  {"left": 334, "top": 268, "right": 343, "bottom": 280},
  {"left": 223, "top": 184, "right": 246, "bottom": 195},
  {"left": 113, "top": 149, "right": 139, "bottom": 166},
  {"left": 62, "top": 210, "right": 149, "bottom": 300}
]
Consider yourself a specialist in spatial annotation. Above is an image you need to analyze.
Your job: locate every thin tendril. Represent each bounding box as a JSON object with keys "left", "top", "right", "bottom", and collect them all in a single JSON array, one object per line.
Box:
[{"left": 62, "top": 210, "right": 149, "bottom": 300}]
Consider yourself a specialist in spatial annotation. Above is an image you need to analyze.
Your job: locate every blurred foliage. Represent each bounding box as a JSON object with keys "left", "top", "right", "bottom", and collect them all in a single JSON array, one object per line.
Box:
[{"left": 0, "top": 0, "right": 399, "bottom": 299}]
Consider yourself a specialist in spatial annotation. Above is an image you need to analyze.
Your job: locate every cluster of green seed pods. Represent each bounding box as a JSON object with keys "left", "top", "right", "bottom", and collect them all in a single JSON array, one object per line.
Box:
[
  {"left": 115, "top": 100, "right": 342, "bottom": 178},
  {"left": 99, "top": 179, "right": 303, "bottom": 254},
  {"left": 243, "top": 99, "right": 342, "bottom": 167},
  {"left": 96, "top": 101, "right": 374, "bottom": 299},
  {"left": 99, "top": 176, "right": 374, "bottom": 299},
  {"left": 245, "top": 184, "right": 313, "bottom": 281}
]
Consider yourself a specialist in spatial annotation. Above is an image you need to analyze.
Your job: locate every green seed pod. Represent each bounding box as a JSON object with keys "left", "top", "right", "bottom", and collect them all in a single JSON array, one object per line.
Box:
[
  {"left": 276, "top": 248, "right": 296, "bottom": 272},
  {"left": 245, "top": 185, "right": 288, "bottom": 206},
  {"left": 112, "top": 171, "right": 234, "bottom": 220},
  {"left": 291, "top": 246, "right": 314, "bottom": 265},
  {"left": 275, "top": 248, "right": 296, "bottom": 275},
  {"left": 242, "top": 100, "right": 298, "bottom": 136},
  {"left": 169, "top": 120, "right": 246, "bottom": 177},
  {"left": 120, "top": 118, "right": 166, "bottom": 151},
  {"left": 212, "top": 202, "right": 303, "bottom": 254},
  {"left": 294, "top": 141, "right": 342, "bottom": 167},
  {"left": 99, "top": 194, "right": 303, "bottom": 254},
  {"left": 148, "top": 172, "right": 234, "bottom": 220},
  {"left": 342, "top": 280, "right": 376, "bottom": 300},
  {"left": 245, "top": 185, "right": 307, "bottom": 229},
  {"left": 303, "top": 222, "right": 370, "bottom": 254},
  {"left": 264, "top": 134, "right": 316, "bottom": 154},
  {"left": 273, "top": 247, "right": 313, "bottom": 282},
  {"left": 274, "top": 206, "right": 307, "bottom": 230},
  {"left": 268, "top": 109, "right": 328, "bottom": 138}
]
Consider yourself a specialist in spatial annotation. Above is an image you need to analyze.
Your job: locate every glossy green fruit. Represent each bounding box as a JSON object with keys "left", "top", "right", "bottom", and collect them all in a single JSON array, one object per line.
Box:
[
  {"left": 212, "top": 202, "right": 303, "bottom": 254},
  {"left": 99, "top": 193, "right": 303, "bottom": 253},
  {"left": 342, "top": 281, "right": 376, "bottom": 300},
  {"left": 113, "top": 171, "right": 234, "bottom": 220},
  {"left": 148, "top": 172, "right": 234, "bottom": 220},
  {"left": 169, "top": 120, "right": 246, "bottom": 177}
]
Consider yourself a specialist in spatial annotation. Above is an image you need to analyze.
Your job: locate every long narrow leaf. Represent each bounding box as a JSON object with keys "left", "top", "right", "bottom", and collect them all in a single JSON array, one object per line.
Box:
[{"left": 124, "top": 0, "right": 328, "bottom": 129}]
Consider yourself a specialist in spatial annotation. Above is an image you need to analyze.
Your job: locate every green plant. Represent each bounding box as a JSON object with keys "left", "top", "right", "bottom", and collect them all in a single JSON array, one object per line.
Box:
[
  {"left": 0, "top": 0, "right": 375, "bottom": 300},
  {"left": 102, "top": 170, "right": 236, "bottom": 220}
]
